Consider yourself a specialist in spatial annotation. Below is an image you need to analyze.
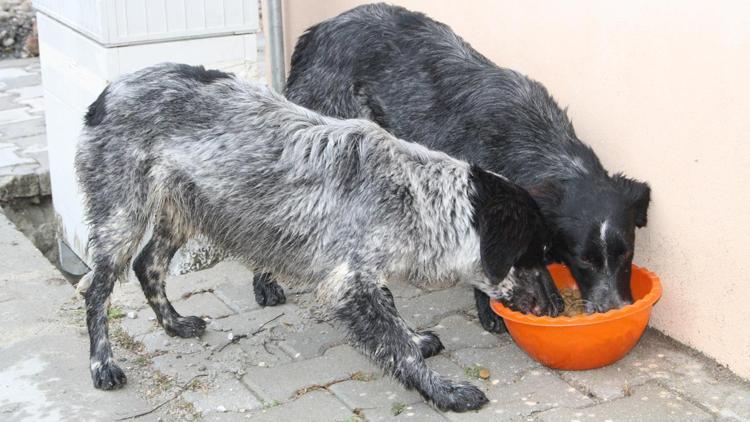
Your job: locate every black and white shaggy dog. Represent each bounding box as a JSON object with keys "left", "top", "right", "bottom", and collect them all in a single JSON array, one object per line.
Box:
[
  {"left": 284, "top": 3, "right": 651, "bottom": 331},
  {"left": 76, "top": 63, "right": 557, "bottom": 411}
]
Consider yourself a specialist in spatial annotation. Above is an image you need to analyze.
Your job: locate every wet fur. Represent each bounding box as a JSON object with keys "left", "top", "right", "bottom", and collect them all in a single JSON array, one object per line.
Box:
[
  {"left": 285, "top": 3, "right": 651, "bottom": 327},
  {"left": 76, "top": 63, "right": 551, "bottom": 411}
]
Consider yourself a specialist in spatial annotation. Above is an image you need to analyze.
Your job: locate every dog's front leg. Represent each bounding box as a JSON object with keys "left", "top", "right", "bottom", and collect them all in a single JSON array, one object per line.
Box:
[
  {"left": 320, "top": 266, "right": 488, "bottom": 412},
  {"left": 253, "top": 272, "right": 286, "bottom": 306},
  {"left": 380, "top": 285, "right": 445, "bottom": 358},
  {"left": 473, "top": 288, "right": 507, "bottom": 333},
  {"left": 469, "top": 274, "right": 511, "bottom": 334}
]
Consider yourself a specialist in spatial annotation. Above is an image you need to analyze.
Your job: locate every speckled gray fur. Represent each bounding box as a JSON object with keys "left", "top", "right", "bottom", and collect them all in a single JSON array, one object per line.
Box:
[{"left": 75, "top": 63, "right": 552, "bottom": 411}]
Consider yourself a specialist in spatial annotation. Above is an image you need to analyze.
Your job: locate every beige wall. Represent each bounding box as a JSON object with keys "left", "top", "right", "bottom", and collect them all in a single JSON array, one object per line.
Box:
[{"left": 278, "top": 0, "right": 750, "bottom": 379}]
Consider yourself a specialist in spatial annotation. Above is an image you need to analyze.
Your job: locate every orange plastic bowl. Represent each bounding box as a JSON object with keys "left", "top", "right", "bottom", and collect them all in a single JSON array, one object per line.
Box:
[{"left": 490, "top": 264, "right": 662, "bottom": 370}]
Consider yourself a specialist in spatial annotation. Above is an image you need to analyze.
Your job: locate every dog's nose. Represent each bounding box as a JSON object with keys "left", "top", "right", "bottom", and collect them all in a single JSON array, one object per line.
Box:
[
  {"left": 587, "top": 296, "right": 629, "bottom": 314},
  {"left": 607, "top": 296, "right": 630, "bottom": 310}
]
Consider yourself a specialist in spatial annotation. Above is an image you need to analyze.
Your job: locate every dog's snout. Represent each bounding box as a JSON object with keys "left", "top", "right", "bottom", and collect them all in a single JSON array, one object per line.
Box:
[
  {"left": 517, "top": 289, "right": 555, "bottom": 317},
  {"left": 606, "top": 295, "right": 629, "bottom": 310}
]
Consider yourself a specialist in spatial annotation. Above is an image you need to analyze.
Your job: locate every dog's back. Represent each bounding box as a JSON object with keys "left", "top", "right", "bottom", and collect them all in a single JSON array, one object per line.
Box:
[
  {"left": 286, "top": 3, "right": 605, "bottom": 186},
  {"left": 76, "top": 62, "right": 474, "bottom": 282}
]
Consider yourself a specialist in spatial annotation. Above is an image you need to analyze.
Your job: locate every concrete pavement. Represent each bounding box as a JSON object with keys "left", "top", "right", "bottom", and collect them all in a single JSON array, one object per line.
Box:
[{"left": 0, "top": 211, "right": 154, "bottom": 421}]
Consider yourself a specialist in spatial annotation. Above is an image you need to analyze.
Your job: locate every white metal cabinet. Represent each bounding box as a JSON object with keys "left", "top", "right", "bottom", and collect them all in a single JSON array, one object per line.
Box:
[
  {"left": 35, "top": 0, "right": 259, "bottom": 46},
  {"left": 34, "top": 0, "right": 260, "bottom": 272}
]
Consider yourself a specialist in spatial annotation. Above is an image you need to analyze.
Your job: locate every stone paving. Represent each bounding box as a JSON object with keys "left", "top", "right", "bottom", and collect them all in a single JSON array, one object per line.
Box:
[
  {"left": 0, "top": 57, "right": 47, "bottom": 202},
  {"left": 99, "top": 260, "right": 750, "bottom": 421}
]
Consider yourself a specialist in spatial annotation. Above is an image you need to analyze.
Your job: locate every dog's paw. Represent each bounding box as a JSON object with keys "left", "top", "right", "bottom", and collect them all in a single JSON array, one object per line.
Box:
[
  {"left": 477, "top": 302, "right": 507, "bottom": 333},
  {"left": 165, "top": 315, "right": 206, "bottom": 338},
  {"left": 254, "top": 279, "right": 286, "bottom": 307},
  {"left": 474, "top": 288, "right": 506, "bottom": 333},
  {"left": 91, "top": 361, "right": 127, "bottom": 390},
  {"left": 431, "top": 381, "right": 489, "bottom": 412},
  {"left": 415, "top": 330, "right": 444, "bottom": 358}
]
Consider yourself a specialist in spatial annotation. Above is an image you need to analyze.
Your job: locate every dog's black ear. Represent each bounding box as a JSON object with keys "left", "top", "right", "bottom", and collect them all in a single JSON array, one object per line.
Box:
[
  {"left": 470, "top": 166, "right": 543, "bottom": 283},
  {"left": 612, "top": 173, "right": 651, "bottom": 228},
  {"left": 476, "top": 203, "right": 538, "bottom": 283}
]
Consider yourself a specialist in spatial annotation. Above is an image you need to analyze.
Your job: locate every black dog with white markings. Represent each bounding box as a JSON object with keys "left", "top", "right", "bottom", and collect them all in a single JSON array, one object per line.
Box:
[{"left": 276, "top": 3, "right": 651, "bottom": 331}]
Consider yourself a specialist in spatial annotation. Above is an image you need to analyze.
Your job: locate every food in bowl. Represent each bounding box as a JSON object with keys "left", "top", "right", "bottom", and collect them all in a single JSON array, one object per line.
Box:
[
  {"left": 490, "top": 264, "right": 662, "bottom": 370},
  {"left": 559, "top": 287, "right": 585, "bottom": 316}
]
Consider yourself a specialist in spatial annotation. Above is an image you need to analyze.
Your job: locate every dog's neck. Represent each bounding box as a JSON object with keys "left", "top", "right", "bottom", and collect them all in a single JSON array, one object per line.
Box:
[{"left": 377, "top": 138, "right": 483, "bottom": 286}]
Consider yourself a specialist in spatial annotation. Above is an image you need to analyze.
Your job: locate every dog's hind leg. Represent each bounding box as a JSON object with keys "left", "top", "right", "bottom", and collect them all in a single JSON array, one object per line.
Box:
[
  {"left": 133, "top": 213, "right": 206, "bottom": 338},
  {"left": 253, "top": 272, "right": 286, "bottom": 306},
  {"left": 86, "top": 214, "right": 147, "bottom": 390},
  {"left": 324, "top": 266, "right": 488, "bottom": 412},
  {"left": 86, "top": 256, "right": 128, "bottom": 389},
  {"left": 380, "top": 286, "right": 444, "bottom": 358},
  {"left": 474, "top": 288, "right": 507, "bottom": 333}
]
